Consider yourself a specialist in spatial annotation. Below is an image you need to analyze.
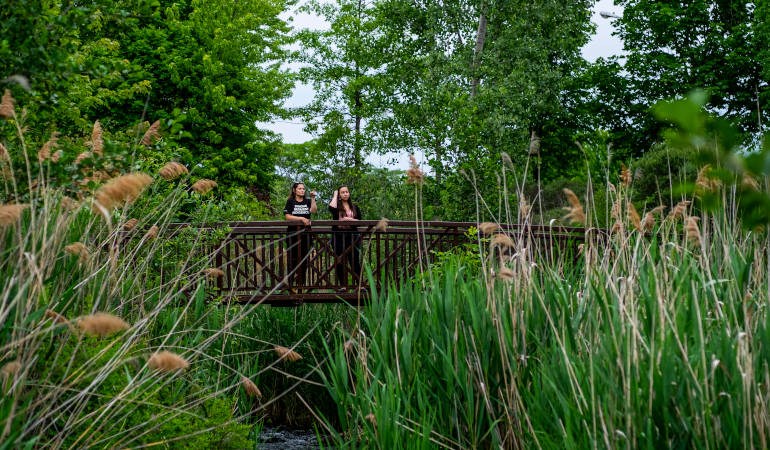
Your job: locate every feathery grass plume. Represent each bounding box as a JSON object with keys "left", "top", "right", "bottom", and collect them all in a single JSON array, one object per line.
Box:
[
  {"left": 405, "top": 154, "right": 424, "bottom": 184},
  {"left": 0, "top": 89, "right": 14, "bottom": 119},
  {"left": 696, "top": 164, "right": 721, "bottom": 192},
  {"left": 365, "top": 413, "right": 377, "bottom": 426},
  {"left": 627, "top": 203, "right": 641, "bottom": 231},
  {"left": 90, "top": 120, "right": 103, "bottom": 156},
  {"left": 60, "top": 196, "right": 79, "bottom": 211},
  {"left": 611, "top": 220, "right": 623, "bottom": 235},
  {"left": 620, "top": 164, "right": 632, "bottom": 188},
  {"left": 742, "top": 172, "right": 760, "bottom": 190},
  {"left": 123, "top": 218, "right": 139, "bottom": 231},
  {"left": 491, "top": 232, "right": 515, "bottom": 249},
  {"left": 37, "top": 131, "right": 59, "bottom": 163},
  {"left": 1, "top": 361, "right": 21, "bottom": 380},
  {"left": 144, "top": 225, "right": 159, "bottom": 240},
  {"left": 562, "top": 189, "right": 585, "bottom": 225},
  {"left": 501, "top": 152, "right": 512, "bottom": 165},
  {"left": 74, "top": 151, "right": 91, "bottom": 165},
  {"left": 668, "top": 200, "right": 691, "bottom": 220},
  {"left": 374, "top": 217, "right": 389, "bottom": 232},
  {"left": 528, "top": 130, "right": 541, "bottom": 155},
  {"left": 191, "top": 179, "right": 217, "bottom": 195},
  {"left": 158, "top": 161, "right": 188, "bottom": 180},
  {"left": 51, "top": 149, "right": 62, "bottom": 163},
  {"left": 78, "top": 312, "right": 129, "bottom": 337},
  {"left": 519, "top": 196, "right": 531, "bottom": 219},
  {"left": 65, "top": 242, "right": 89, "bottom": 263},
  {"left": 479, "top": 222, "right": 500, "bottom": 235},
  {"left": 650, "top": 205, "right": 666, "bottom": 215},
  {"left": 204, "top": 268, "right": 225, "bottom": 278},
  {"left": 45, "top": 309, "right": 70, "bottom": 325},
  {"left": 93, "top": 172, "right": 153, "bottom": 212},
  {"left": 274, "top": 345, "right": 303, "bottom": 362},
  {"left": 641, "top": 213, "right": 656, "bottom": 232},
  {"left": 147, "top": 351, "right": 189, "bottom": 372},
  {"left": 0, "top": 142, "right": 8, "bottom": 161},
  {"left": 0, "top": 204, "right": 29, "bottom": 226},
  {"left": 141, "top": 120, "right": 161, "bottom": 146},
  {"left": 685, "top": 216, "right": 702, "bottom": 246},
  {"left": 497, "top": 267, "right": 515, "bottom": 281},
  {"left": 242, "top": 376, "right": 262, "bottom": 398}
]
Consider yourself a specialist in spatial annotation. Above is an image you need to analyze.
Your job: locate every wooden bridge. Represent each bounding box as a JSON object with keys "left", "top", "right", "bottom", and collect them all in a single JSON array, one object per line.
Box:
[{"left": 162, "top": 221, "right": 590, "bottom": 306}]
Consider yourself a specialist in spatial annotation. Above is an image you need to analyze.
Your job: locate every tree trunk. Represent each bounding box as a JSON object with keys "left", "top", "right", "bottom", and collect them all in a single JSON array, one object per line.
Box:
[{"left": 470, "top": 3, "right": 488, "bottom": 98}]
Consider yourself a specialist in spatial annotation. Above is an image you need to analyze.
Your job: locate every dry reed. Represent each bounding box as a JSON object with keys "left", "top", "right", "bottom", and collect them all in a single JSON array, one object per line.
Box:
[
  {"left": 0, "top": 89, "right": 14, "bottom": 119},
  {"left": 479, "top": 222, "right": 500, "bottom": 235},
  {"left": 0, "top": 143, "right": 8, "bottom": 161},
  {"left": 242, "top": 376, "right": 262, "bottom": 398},
  {"left": 365, "top": 413, "right": 377, "bottom": 426},
  {"left": 141, "top": 120, "right": 160, "bottom": 146},
  {"left": 497, "top": 267, "right": 515, "bottom": 281},
  {"left": 123, "top": 218, "right": 139, "bottom": 231},
  {"left": 627, "top": 203, "right": 641, "bottom": 231},
  {"left": 491, "top": 233, "right": 514, "bottom": 249},
  {"left": 45, "top": 309, "right": 70, "bottom": 325},
  {"left": 620, "top": 164, "right": 632, "bottom": 188},
  {"left": 93, "top": 173, "right": 153, "bottom": 212},
  {"left": 204, "top": 268, "right": 225, "bottom": 278},
  {"left": 38, "top": 131, "right": 59, "bottom": 163},
  {"left": 562, "top": 189, "right": 585, "bottom": 225},
  {"left": 91, "top": 120, "right": 103, "bottom": 156},
  {"left": 406, "top": 154, "right": 424, "bottom": 184},
  {"left": 78, "top": 313, "right": 129, "bottom": 337},
  {"left": 144, "top": 225, "right": 159, "bottom": 240},
  {"left": 743, "top": 172, "right": 760, "bottom": 190},
  {"left": 64, "top": 242, "right": 89, "bottom": 263},
  {"left": 375, "top": 218, "right": 389, "bottom": 232},
  {"left": 158, "top": 162, "right": 188, "bottom": 180},
  {"left": 669, "top": 200, "right": 691, "bottom": 220},
  {"left": 60, "top": 197, "right": 79, "bottom": 210},
  {"left": 696, "top": 164, "right": 721, "bottom": 192},
  {"left": 0, "top": 204, "right": 29, "bottom": 226},
  {"left": 1, "top": 361, "right": 21, "bottom": 379},
  {"left": 74, "top": 151, "right": 90, "bottom": 165},
  {"left": 274, "top": 345, "right": 303, "bottom": 362},
  {"left": 685, "top": 216, "right": 702, "bottom": 246},
  {"left": 191, "top": 179, "right": 217, "bottom": 195},
  {"left": 147, "top": 351, "right": 189, "bottom": 372}
]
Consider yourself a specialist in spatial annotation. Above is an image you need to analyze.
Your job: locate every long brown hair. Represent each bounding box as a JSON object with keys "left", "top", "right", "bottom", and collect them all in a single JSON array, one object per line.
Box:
[
  {"left": 288, "top": 182, "right": 305, "bottom": 201},
  {"left": 336, "top": 185, "right": 357, "bottom": 218}
]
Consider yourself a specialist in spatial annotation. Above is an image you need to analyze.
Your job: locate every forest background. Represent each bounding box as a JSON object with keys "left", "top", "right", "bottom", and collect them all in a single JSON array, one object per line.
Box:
[{"left": 2, "top": 0, "right": 767, "bottom": 222}]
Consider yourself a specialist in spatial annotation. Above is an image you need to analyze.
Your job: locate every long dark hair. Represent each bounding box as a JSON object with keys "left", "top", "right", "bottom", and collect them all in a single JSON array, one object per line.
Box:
[
  {"left": 336, "top": 185, "right": 357, "bottom": 218},
  {"left": 288, "top": 182, "right": 305, "bottom": 201}
]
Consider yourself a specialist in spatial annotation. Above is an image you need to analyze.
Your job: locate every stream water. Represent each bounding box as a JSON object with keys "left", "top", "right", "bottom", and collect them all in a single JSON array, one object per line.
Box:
[{"left": 258, "top": 427, "right": 322, "bottom": 449}]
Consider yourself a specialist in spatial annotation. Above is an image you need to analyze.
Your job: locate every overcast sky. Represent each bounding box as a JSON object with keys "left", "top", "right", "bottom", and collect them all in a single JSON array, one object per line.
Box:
[{"left": 262, "top": 0, "right": 625, "bottom": 169}]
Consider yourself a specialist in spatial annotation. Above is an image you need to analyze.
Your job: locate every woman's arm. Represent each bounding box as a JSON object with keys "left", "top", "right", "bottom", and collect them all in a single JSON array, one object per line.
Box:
[
  {"left": 310, "top": 191, "right": 317, "bottom": 214},
  {"left": 285, "top": 213, "right": 310, "bottom": 225}
]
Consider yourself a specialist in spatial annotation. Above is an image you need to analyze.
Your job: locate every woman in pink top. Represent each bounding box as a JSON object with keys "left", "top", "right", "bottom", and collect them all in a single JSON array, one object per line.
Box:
[{"left": 328, "top": 185, "right": 362, "bottom": 291}]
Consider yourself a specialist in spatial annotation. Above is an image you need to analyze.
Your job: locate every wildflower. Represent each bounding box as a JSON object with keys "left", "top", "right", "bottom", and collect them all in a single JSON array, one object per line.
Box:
[
  {"left": 374, "top": 217, "right": 389, "bottom": 232},
  {"left": 0, "top": 90, "right": 14, "bottom": 119},
  {"left": 478, "top": 222, "right": 500, "bottom": 235},
  {"left": 0, "top": 204, "right": 28, "bottom": 226},
  {"left": 93, "top": 173, "right": 153, "bottom": 212},
  {"left": 65, "top": 242, "right": 89, "bottom": 263},
  {"left": 90, "top": 120, "right": 103, "bottom": 156},
  {"left": 242, "top": 376, "right": 262, "bottom": 398},
  {"left": 158, "top": 162, "right": 188, "bottom": 180},
  {"left": 123, "top": 218, "right": 139, "bottom": 231},
  {"left": 274, "top": 345, "right": 302, "bottom": 362},
  {"left": 562, "top": 189, "right": 585, "bottom": 225},
  {"left": 147, "top": 351, "right": 189, "bottom": 372},
  {"left": 141, "top": 120, "right": 161, "bottom": 146},
  {"left": 191, "top": 179, "right": 217, "bottom": 194},
  {"left": 78, "top": 313, "right": 129, "bottom": 337}
]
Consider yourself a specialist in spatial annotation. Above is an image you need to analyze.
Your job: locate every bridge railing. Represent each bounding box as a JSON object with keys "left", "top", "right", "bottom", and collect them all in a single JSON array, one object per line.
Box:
[{"left": 146, "top": 221, "right": 595, "bottom": 305}]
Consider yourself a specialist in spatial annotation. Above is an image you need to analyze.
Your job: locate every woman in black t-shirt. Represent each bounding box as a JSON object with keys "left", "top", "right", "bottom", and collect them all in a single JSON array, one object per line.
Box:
[
  {"left": 283, "top": 182, "right": 317, "bottom": 291},
  {"left": 328, "top": 185, "right": 362, "bottom": 291}
]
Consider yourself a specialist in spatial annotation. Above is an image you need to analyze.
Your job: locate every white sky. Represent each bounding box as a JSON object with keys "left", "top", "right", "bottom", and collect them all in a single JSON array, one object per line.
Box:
[{"left": 262, "top": 0, "right": 625, "bottom": 169}]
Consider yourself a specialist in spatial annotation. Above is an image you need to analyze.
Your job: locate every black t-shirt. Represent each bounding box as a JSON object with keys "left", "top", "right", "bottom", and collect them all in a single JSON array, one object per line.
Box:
[{"left": 284, "top": 198, "right": 312, "bottom": 228}]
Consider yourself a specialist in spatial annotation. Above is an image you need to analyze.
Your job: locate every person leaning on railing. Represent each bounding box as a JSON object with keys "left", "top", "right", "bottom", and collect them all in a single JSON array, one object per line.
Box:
[
  {"left": 328, "top": 185, "right": 362, "bottom": 292},
  {"left": 283, "top": 182, "right": 316, "bottom": 291}
]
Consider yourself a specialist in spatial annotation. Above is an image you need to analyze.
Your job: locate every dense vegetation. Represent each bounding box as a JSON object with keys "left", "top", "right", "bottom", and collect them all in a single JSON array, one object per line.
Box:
[{"left": 1, "top": 0, "right": 769, "bottom": 448}]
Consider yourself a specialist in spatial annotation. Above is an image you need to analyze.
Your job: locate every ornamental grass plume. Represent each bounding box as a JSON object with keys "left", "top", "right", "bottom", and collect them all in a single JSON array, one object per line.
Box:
[
  {"left": 627, "top": 203, "right": 641, "bottom": 231},
  {"left": 374, "top": 217, "right": 389, "bottom": 232},
  {"left": 144, "top": 225, "right": 159, "bottom": 240},
  {"left": 158, "top": 161, "right": 188, "bottom": 180},
  {"left": 479, "top": 222, "right": 500, "bottom": 235},
  {"left": 93, "top": 173, "right": 153, "bottom": 212},
  {"left": 0, "top": 143, "right": 8, "bottom": 161},
  {"left": 519, "top": 196, "right": 531, "bottom": 219},
  {"left": 141, "top": 120, "right": 161, "bottom": 146},
  {"left": 405, "top": 154, "right": 424, "bottom": 184},
  {"left": 45, "top": 309, "right": 70, "bottom": 325},
  {"left": 204, "top": 268, "right": 225, "bottom": 278},
  {"left": 696, "top": 164, "right": 721, "bottom": 192},
  {"left": 74, "top": 151, "right": 90, "bottom": 165},
  {"left": 491, "top": 233, "right": 514, "bottom": 248},
  {"left": 497, "top": 267, "right": 515, "bottom": 281},
  {"left": 668, "top": 200, "right": 691, "bottom": 221},
  {"left": 611, "top": 220, "right": 623, "bottom": 235},
  {"left": 0, "top": 89, "right": 14, "bottom": 119},
  {"left": 274, "top": 345, "right": 303, "bottom": 362},
  {"left": 191, "top": 179, "right": 217, "bottom": 195},
  {"left": 147, "top": 351, "right": 189, "bottom": 372},
  {"left": 685, "top": 216, "right": 702, "bottom": 246},
  {"left": 38, "top": 131, "right": 60, "bottom": 163},
  {"left": 241, "top": 376, "right": 262, "bottom": 398},
  {"left": 78, "top": 312, "right": 129, "bottom": 337},
  {"left": 0, "top": 204, "right": 29, "bottom": 226},
  {"left": 365, "top": 414, "right": 377, "bottom": 426},
  {"left": 64, "top": 242, "right": 89, "bottom": 263},
  {"left": 562, "top": 188, "right": 585, "bottom": 225},
  {"left": 742, "top": 172, "right": 760, "bottom": 190},
  {"left": 90, "top": 120, "right": 103, "bottom": 156},
  {"left": 123, "top": 218, "right": 139, "bottom": 231},
  {"left": 641, "top": 213, "right": 656, "bottom": 232},
  {"left": 620, "top": 164, "right": 632, "bottom": 188}
]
